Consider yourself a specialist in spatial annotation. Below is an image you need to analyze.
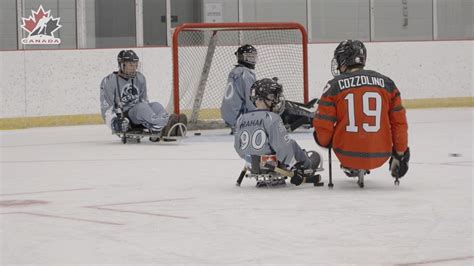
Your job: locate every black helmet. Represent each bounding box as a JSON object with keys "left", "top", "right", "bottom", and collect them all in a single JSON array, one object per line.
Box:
[
  {"left": 117, "top": 50, "right": 139, "bottom": 78},
  {"left": 235, "top": 44, "right": 257, "bottom": 69},
  {"left": 117, "top": 50, "right": 139, "bottom": 63},
  {"left": 250, "top": 77, "right": 284, "bottom": 112},
  {"left": 331, "top": 40, "right": 367, "bottom": 76}
]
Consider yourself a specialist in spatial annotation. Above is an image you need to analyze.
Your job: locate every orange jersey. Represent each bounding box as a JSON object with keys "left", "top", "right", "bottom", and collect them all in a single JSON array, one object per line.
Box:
[{"left": 313, "top": 69, "right": 408, "bottom": 170}]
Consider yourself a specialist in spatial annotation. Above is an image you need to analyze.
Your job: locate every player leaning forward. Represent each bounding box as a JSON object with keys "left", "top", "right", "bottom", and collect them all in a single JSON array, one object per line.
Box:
[
  {"left": 221, "top": 44, "right": 316, "bottom": 133},
  {"left": 234, "top": 78, "right": 323, "bottom": 186},
  {"left": 100, "top": 50, "right": 186, "bottom": 139},
  {"left": 313, "top": 40, "right": 410, "bottom": 186}
]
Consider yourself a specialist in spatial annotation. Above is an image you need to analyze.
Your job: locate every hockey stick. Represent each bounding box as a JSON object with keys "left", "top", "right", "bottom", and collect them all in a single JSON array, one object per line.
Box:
[
  {"left": 328, "top": 147, "right": 334, "bottom": 189},
  {"left": 114, "top": 74, "right": 128, "bottom": 143},
  {"left": 394, "top": 176, "right": 400, "bottom": 186},
  {"left": 286, "top": 98, "right": 319, "bottom": 109},
  {"left": 303, "top": 98, "right": 319, "bottom": 108},
  {"left": 263, "top": 163, "right": 322, "bottom": 185},
  {"left": 235, "top": 166, "right": 247, "bottom": 186},
  {"left": 264, "top": 164, "right": 294, "bottom": 177}
]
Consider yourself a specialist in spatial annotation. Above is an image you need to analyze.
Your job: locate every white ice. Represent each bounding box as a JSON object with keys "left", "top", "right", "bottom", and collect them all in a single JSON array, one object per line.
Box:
[{"left": 1, "top": 108, "right": 473, "bottom": 265}]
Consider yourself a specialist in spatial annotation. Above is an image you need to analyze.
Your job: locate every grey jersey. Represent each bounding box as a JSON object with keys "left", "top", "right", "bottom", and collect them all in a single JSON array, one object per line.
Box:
[
  {"left": 100, "top": 72, "right": 148, "bottom": 128},
  {"left": 234, "top": 110, "right": 310, "bottom": 168},
  {"left": 220, "top": 65, "right": 257, "bottom": 126}
]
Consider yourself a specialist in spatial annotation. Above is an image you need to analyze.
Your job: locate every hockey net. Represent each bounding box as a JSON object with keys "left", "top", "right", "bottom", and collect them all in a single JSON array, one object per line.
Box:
[{"left": 169, "top": 22, "right": 308, "bottom": 129}]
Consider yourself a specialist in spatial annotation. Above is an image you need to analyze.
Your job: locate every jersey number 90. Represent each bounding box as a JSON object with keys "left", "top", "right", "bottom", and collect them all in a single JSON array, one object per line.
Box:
[{"left": 239, "top": 129, "right": 266, "bottom": 150}]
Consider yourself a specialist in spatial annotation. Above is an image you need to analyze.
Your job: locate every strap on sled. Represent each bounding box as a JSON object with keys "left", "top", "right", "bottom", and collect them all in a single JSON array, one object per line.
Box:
[
  {"left": 236, "top": 155, "right": 324, "bottom": 187},
  {"left": 117, "top": 122, "right": 187, "bottom": 144}
]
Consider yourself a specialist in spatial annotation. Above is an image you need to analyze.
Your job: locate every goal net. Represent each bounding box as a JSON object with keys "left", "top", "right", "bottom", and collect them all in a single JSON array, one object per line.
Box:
[{"left": 169, "top": 22, "right": 308, "bottom": 129}]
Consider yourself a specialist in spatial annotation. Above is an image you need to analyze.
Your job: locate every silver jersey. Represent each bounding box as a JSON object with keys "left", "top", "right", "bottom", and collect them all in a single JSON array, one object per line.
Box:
[
  {"left": 234, "top": 110, "right": 310, "bottom": 168},
  {"left": 100, "top": 72, "right": 148, "bottom": 128},
  {"left": 220, "top": 65, "right": 257, "bottom": 126}
]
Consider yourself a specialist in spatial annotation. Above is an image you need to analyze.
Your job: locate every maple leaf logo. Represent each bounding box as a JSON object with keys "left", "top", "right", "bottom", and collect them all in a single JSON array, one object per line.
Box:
[{"left": 21, "top": 5, "right": 62, "bottom": 37}]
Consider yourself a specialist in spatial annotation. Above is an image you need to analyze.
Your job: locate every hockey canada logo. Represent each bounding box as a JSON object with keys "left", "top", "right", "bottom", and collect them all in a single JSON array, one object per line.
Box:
[{"left": 20, "top": 5, "right": 62, "bottom": 45}]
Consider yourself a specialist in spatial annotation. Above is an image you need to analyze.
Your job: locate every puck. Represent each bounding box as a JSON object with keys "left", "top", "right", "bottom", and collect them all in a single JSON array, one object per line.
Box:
[
  {"left": 194, "top": 132, "right": 201, "bottom": 136},
  {"left": 449, "top": 153, "right": 461, "bottom": 157}
]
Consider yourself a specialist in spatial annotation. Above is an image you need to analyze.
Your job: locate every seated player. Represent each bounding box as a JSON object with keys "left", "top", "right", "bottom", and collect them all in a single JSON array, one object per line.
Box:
[
  {"left": 100, "top": 50, "right": 187, "bottom": 140},
  {"left": 220, "top": 44, "right": 257, "bottom": 133},
  {"left": 220, "top": 44, "right": 315, "bottom": 134},
  {"left": 234, "top": 78, "right": 323, "bottom": 186},
  {"left": 313, "top": 40, "right": 410, "bottom": 187}
]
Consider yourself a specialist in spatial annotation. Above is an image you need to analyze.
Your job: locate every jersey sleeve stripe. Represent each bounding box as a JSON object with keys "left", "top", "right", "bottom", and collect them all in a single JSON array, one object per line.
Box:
[
  {"left": 335, "top": 148, "right": 391, "bottom": 158},
  {"left": 318, "top": 100, "right": 336, "bottom": 107},
  {"left": 315, "top": 114, "right": 337, "bottom": 122}
]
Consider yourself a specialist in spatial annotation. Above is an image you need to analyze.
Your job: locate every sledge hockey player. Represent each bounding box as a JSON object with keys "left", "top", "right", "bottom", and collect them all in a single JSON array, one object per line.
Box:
[
  {"left": 220, "top": 44, "right": 257, "bottom": 133},
  {"left": 100, "top": 50, "right": 187, "bottom": 142},
  {"left": 313, "top": 40, "right": 410, "bottom": 187},
  {"left": 220, "top": 44, "right": 316, "bottom": 134},
  {"left": 234, "top": 78, "right": 323, "bottom": 187}
]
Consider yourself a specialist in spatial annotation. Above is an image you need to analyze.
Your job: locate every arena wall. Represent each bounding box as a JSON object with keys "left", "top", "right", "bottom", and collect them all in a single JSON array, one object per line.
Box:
[{"left": 0, "top": 40, "right": 472, "bottom": 129}]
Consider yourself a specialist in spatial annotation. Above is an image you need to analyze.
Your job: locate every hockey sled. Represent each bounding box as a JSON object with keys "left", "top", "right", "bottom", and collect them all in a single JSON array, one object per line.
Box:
[
  {"left": 115, "top": 122, "right": 187, "bottom": 144},
  {"left": 236, "top": 155, "right": 324, "bottom": 188},
  {"left": 340, "top": 164, "right": 402, "bottom": 188},
  {"left": 341, "top": 166, "right": 372, "bottom": 188}
]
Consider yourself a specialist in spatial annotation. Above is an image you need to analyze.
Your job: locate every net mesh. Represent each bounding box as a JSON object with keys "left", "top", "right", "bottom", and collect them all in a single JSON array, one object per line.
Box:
[{"left": 170, "top": 26, "right": 305, "bottom": 129}]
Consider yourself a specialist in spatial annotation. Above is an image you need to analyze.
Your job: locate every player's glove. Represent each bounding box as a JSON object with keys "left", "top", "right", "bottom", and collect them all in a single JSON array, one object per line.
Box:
[
  {"left": 389, "top": 147, "right": 410, "bottom": 178},
  {"left": 290, "top": 162, "right": 305, "bottom": 186},
  {"left": 111, "top": 117, "right": 130, "bottom": 133}
]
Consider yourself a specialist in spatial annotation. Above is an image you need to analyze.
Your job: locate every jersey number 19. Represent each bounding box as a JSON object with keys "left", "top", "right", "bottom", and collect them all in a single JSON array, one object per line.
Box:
[{"left": 344, "top": 92, "right": 382, "bottom": 133}]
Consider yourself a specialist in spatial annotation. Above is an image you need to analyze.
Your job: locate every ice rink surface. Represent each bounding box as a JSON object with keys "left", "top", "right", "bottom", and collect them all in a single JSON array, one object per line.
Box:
[{"left": 1, "top": 108, "right": 473, "bottom": 265}]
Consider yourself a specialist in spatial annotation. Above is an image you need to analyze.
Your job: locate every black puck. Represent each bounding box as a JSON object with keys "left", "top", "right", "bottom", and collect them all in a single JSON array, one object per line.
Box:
[{"left": 194, "top": 132, "right": 201, "bottom": 136}]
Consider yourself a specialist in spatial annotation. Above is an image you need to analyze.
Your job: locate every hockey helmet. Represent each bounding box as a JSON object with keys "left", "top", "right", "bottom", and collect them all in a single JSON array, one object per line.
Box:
[
  {"left": 235, "top": 44, "right": 257, "bottom": 69},
  {"left": 250, "top": 77, "right": 285, "bottom": 113},
  {"left": 331, "top": 40, "right": 367, "bottom": 76},
  {"left": 117, "top": 50, "right": 139, "bottom": 78}
]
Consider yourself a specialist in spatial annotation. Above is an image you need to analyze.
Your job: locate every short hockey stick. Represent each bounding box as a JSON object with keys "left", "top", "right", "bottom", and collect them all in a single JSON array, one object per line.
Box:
[
  {"left": 287, "top": 98, "right": 319, "bottom": 109},
  {"left": 235, "top": 166, "right": 247, "bottom": 186},
  {"left": 328, "top": 147, "right": 334, "bottom": 189},
  {"left": 263, "top": 163, "right": 322, "bottom": 185}
]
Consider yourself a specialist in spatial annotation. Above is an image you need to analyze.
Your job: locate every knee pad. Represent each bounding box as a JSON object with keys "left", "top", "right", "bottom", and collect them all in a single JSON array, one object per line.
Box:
[
  {"left": 306, "top": 150, "right": 322, "bottom": 170},
  {"left": 149, "top": 102, "right": 166, "bottom": 114}
]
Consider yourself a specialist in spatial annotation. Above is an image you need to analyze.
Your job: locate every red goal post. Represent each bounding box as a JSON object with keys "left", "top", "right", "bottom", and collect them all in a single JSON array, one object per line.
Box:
[{"left": 171, "top": 22, "right": 309, "bottom": 129}]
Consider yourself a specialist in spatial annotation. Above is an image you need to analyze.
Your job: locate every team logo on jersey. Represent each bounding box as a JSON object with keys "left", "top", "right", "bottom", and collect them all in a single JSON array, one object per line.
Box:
[
  {"left": 20, "top": 5, "right": 62, "bottom": 45},
  {"left": 121, "top": 84, "right": 139, "bottom": 104}
]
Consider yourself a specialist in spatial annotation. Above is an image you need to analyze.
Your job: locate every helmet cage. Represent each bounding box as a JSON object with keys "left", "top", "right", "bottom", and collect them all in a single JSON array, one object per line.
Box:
[
  {"left": 250, "top": 78, "right": 284, "bottom": 113},
  {"left": 117, "top": 50, "right": 140, "bottom": 78},
  {"left": 331, "top": 58, "right": 340, "bottom": 77},
  {"left": 235, "top": 44, "right": 257, "bottom": 69}
]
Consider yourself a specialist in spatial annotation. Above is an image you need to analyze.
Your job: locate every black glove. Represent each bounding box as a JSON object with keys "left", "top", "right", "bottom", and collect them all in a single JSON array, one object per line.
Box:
[
  {"left": 389, "top": 147, "right": 410, "bottom": 178},
  {"left": 290, "top": 163, "right": 305, "bottom": 186},
  {"left": 111, "top": 117, "right": 129, "bottom": 133}
]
